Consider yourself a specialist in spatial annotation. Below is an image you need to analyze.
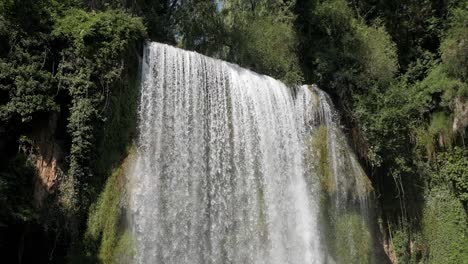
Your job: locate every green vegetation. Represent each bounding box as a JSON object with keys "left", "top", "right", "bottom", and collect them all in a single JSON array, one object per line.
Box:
[
  {"left": 309, "top": 125, "right": 335, "bottom": 193},
  {"left": 300, "top": 0, "right": 467, "bottom": 262},
  {"left": 85, "top": 151, "right": 135, "bottom": 264},
  {"left": 0, "top": 0, "right": 144, "bottom": 262},
  {"left": 422, "top": 187, "right": 467, "bottom": 263},
  {"left": 53, "top": 8, "right": 145, "bottom": 214},
  {"left": 0, "top": 154, "right": 37, "bottom": 225},
  {"left": 0, "top": 0, "right": 466, "bottom": 263},
  {"left": 335, "top": 212, "right": 371, "bottom": 263},
  {"left": 176, "top": 0, "right": 303, "bottom": 84},
  {"left": 336, "top": 2, "right": 468, "bottom": 263},
  {"left": 296, "top": 0, "right": 399, "bottom": 95},
  {"left": 309, "top": 122, "right": 374, "bottom": 263}
]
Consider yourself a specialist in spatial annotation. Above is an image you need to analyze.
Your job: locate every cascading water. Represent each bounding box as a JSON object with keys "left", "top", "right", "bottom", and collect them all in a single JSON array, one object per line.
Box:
[{"left": 128, "top": 42, "right": 374, "bottom": 264}]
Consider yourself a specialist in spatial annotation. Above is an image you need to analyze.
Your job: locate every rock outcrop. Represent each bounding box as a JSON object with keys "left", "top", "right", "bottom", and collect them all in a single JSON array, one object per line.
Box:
[{"left": 29, "top": 113, "right": 65, "bottom": 208}]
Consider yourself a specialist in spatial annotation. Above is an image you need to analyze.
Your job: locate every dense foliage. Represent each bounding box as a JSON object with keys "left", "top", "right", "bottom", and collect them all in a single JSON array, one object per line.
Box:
[
  {"left": 0, "top": 0, "right": 145, "bottom": 262},
  {"left": 0, "top": 0, "right": 466, "bottom": 263}
]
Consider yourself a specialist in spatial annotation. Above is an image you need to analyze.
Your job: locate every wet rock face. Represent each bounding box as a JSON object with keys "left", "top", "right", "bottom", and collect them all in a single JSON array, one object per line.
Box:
[
  {"left": 453, "top": 96, "right": 468, "bottom": 135},
  {"left": 29, "top": 113, "right": 65, "bottom": 208}
]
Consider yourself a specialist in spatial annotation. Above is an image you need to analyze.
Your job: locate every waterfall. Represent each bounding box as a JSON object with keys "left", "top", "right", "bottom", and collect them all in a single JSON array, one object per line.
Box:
[{"left": 128, "top": 42, "right": 373, "bottom": 264}]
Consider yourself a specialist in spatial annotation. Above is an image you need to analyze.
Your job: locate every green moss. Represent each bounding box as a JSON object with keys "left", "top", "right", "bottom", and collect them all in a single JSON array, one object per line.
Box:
[
  {"left": 335, "top": 212, "right": 371, "bottom": 263},
  {"left": 85, "top": 150, "right": 135, "bottom": 264},
  {"left": 414, "top": 111, "right": 454, "bottom": 161},
  {"left": 339, "top": 133, "right": 372, "bottom": 200},
  {"left": 428, "top": 112, "right": 453, "bottom": 149},
  {"left": 308, "top": 124, "right": 371, "bottom": 199},
  {"left": 415, "top": 127, "right": 437, "bottom": 160},
  {"left": 422, "top": 187, "right": 468, "bottom": 263},
  {"left": 113, "top": 230, "right": 135, "bottom": 263},
  {"left": 308, "top": 125, "right": 373, "bottom": 263},
  {"left": 350, "top": 159, "right": 373, "bottom": 200},
  {"left": 321, "top": 210, "right": 372, "bottom": 263},
  {"left": 309, "top": 125, "right": 336, "bottom": 193},
  {"left": 319, "top": 193, "right": 337, "bottom": 260}
]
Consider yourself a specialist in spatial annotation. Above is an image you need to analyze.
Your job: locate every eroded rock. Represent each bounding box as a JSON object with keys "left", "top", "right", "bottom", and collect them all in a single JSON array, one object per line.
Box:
[{"left": 29, "top": 113, "right": 65, "bottom": 208}]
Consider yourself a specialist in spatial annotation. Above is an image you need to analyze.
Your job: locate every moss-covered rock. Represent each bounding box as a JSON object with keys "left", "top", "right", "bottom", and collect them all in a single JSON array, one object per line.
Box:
[
  {"left": 335, "top": 212, "right": 371, "bottom": 263},
  {"left": 309, "top": 124, "right": 336, "bottom": 194},
  {"left": 85, "top": 149, "right": 136, "bottom": 264}
]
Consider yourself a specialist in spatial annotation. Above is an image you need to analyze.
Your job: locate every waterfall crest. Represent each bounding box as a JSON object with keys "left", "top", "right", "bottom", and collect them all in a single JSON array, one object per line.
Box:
[{"left": 129, "top": 42, "right": 373, "bottom": 264}]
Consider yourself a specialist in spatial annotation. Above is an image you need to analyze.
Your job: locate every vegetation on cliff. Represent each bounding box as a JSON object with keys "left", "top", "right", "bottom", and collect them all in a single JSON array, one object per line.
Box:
[{"left": 0, "top": 0, "right": 466, "bottom": 263}]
